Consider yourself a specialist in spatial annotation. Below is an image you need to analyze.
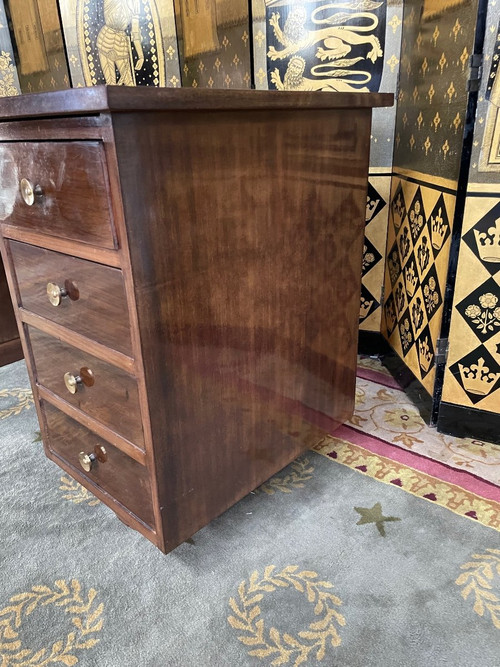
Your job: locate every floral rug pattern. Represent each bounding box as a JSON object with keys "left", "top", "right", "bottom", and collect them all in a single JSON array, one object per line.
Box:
[{"left": 353, "top": 358, "right": 500, "bottom": 486}]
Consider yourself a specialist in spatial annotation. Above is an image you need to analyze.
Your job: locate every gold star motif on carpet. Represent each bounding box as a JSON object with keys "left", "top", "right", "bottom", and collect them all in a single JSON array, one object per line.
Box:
[{"left": 354, "top": 502, "right": 401, "bottom": 537}]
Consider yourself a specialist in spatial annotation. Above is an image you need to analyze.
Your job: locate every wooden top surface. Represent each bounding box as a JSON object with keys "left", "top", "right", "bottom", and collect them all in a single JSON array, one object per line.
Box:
[{"left": 0, "top": 86, "right": 393, "bottom": 120}]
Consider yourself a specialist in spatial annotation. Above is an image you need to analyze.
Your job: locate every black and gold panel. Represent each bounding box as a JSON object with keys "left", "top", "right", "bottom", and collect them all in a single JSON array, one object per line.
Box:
[
  {"left": 262, "top": 0, "right": 386, "bottom": 93},
  {"left": 59, "top": 0, "right": 181, "bottom": 87},
  {"left": 382, "top": 0, "right": 480, "bottom": 394},
  {"left": 441, "top": 1, "right": 500, "bottom": 418},
  {"left": 359, "top": 175, "right": 390, "bottom": 332},
  {"left": 5, "top": 0, "right": 70, "bottom": 92},
  {"left": 473, "top": 7, "right": 500, "bottom": 178},
  {"left": 393, "top": 0, "right": 478, "bottom": 181},
  {"left": 252, "top": 1, "right": 403, "bottom": 168},
  {"left": 174, "top": 0, "right": 251, "bottom": 88},
  {"left": 381, "top": 175, "right": 456, "bottom": 392},
  {"left": 442, "top": 194, "right": 500, "bottom": 412}
]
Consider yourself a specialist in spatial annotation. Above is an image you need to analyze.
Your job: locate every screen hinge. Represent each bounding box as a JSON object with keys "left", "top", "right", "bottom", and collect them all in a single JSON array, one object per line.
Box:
[
  {"left": 467, "top": 54, "right": 483, "bottom": 92},
  {"left": 435, "top": 337, "right": 449, "bottom": 365}
]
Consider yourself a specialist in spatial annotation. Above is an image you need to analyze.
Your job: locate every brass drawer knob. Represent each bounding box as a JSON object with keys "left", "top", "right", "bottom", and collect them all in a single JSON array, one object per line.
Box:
[
  {"left": 47, "top": 282, "right": 67, "bottom": 307},
  {"left": 46, "top": 279, "right": 79, "bottom": 307},
  {"left": 64, "top": 367, "right": 94, "bottom": 395},
  {"left": 78, "top": 445, "right": 107, "bottom": 472},
  {"left": 20, "top": 178, "right": 43, "bottom": 206}
]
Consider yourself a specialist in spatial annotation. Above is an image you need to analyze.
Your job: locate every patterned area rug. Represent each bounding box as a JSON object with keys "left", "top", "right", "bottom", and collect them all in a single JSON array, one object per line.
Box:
[
  {"left": 1, "top": 358, "right": 499, "bottom": 667},
  {"left": 356, "top": 356, "right": 500, "bottom": 491}
]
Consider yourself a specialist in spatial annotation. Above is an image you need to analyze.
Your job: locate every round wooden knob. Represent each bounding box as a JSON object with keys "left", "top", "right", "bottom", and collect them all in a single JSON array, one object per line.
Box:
[
  {"left": 64, "top": 367, "right": 94, "bottom": 394},
  {"left": 79, "top": 445, "right": 107, "bottom": 472},
  {"left": 20, "top": 178, "right": 42, "bottom": 206}
]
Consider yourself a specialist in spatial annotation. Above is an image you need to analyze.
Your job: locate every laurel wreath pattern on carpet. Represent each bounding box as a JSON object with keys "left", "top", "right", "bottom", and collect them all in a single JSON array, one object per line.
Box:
[
  {"left": 0, "top": 579, "right": 103, "bottom": 666},
  {"left": 228, "top": 565, "right": 345, "bottom": 665},
  {"left": 456, "top": 548, "right": 500, "bottom": 629},
  {"left": 58, "top": 476, "right": 101, "bottom": 507},
  {"left": 0, "top": 388, "right": 33, "bottom": 420},
  {"left": 256, "top": 458, "right": 314, "bottom": 495}
]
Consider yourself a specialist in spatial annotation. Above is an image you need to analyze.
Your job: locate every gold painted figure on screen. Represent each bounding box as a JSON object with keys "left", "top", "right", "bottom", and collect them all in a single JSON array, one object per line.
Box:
[
  {"left": 271, "top": 55, "right": 371, "bottom": 92},
  {"left": 97, "top": 0, "right": 145, "bottom": 85},
  {"left": 267, "top": 3, "right": 383, "bottom": 64},
  {"left": 479, "top": 61, "right": 500, "bottom": 171}
]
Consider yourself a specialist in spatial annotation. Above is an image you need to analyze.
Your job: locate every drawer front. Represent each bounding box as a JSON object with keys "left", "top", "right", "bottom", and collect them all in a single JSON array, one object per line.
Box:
[
  {"left": 43, "top": 401, "right": 154, "bottom": 527},
  {"left": 0, "top": 141, "right": 115, "bottom": 248},
  {"left": 29, "top": 326, "right": 144, "bottom": 447},
  {"left": 11, "top": 241, "right": 132, "bottom": 357}
]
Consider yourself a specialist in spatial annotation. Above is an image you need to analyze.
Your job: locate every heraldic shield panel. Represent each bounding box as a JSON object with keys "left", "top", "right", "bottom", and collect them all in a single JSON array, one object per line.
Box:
[
  {"left": 264, "top": 0, "right": 386, "bottom": 93},
  {"left": 60, "top": 0, "right": 180, "bottom": 87}
]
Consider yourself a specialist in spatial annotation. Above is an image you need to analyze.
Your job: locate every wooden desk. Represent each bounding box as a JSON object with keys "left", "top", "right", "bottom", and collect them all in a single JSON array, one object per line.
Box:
[{"left": 0, "top": 87, "right": 392, "bottom": 552}]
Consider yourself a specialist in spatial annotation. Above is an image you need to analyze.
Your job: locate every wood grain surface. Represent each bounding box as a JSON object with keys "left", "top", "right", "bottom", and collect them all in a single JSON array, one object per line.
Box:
[
  {"left": 43, "top": 401, "right": 154, "bottom": 527},
  {"left": 0, "top": 141, "right": 116, "bottom": 248},
  {"left": 113, "top": 105, "right": 372, "bottom": 551},
  {"left": 28, "top": 326, "right": 144, "bottom": 447},
  {"left": 0, "top": 85, "right": 393, "bottom": 119},
  {"left": 11, "top": 241, "right": 132, "bottom": 356}
]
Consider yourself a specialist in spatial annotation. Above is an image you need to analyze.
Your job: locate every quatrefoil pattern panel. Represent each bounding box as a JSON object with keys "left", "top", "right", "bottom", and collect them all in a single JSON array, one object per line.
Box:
[{"left": 382, "top": 176, "right": 456, "bottom": 393}]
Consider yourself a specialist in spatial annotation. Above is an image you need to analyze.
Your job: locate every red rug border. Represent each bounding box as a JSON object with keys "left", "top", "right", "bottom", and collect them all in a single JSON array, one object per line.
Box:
[{"left": 334, "top": 423, "right": 500, "bottom": 503}]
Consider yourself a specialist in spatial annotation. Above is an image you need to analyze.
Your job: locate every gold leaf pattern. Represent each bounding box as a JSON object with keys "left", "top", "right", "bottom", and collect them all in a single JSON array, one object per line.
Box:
[
  {"left": 0, "top": 580, "right": 103, "bottom": 665},
  {"left": 432, "top": 26, "right": 440, "bottom": 47},
  {"left": 228, "top": 566, "right": 345, "bottom": 665},
  {"left": 0, "top": 389, "right": 34, "bottom": 420},
  {"left": 456, "top": 549, "right": 500, "bottom": 629},
  {"left": 0, "top": 50, "right": 20, "bottom": 97},
  {"left": 386, "top": 54, "right": 399, "bottom": 73},
  {"left": 388, "top": 15, "right": 401, "bottom": 34},
  {"left": 257, "top": 458, "right": 314, "bottom": 495},
  {"left": 59, "top": 476, "right": 100, "bottom": 507}
]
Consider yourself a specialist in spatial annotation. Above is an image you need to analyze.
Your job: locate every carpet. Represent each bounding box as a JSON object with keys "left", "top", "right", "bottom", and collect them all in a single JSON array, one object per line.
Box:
[
  {"left": 1, "top": 358, "right": 499, "bottom": 667},
  {"left": 356, "top": 356, "right": 500, "bottom": 492}
]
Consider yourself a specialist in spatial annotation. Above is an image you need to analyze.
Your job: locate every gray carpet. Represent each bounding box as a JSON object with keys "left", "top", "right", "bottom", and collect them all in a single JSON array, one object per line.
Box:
[{"left": 1, "top": 359, "right": 499, "bottom": 666}]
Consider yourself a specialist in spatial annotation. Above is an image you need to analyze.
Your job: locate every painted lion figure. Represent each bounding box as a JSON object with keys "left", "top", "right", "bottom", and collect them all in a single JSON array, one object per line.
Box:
[{"left": 267, "top": 4, "right": 383, "bottom": 64}]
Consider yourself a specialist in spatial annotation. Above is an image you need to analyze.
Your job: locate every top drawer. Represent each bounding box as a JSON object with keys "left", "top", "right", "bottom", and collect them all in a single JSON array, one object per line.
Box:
[{"left": 0, "top": 141, "right": 116, "bottom": 248}]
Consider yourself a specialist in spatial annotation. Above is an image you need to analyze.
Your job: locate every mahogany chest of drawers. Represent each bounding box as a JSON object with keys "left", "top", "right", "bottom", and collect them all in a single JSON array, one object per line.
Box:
[{"left": 0, "top": 87, "right": 391, "bottom": 553}]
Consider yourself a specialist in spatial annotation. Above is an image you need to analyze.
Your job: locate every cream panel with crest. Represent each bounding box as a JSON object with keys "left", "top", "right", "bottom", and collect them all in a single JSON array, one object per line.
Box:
[{"left": 442, "top": 195, "right": 500, "bottom": 412}]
